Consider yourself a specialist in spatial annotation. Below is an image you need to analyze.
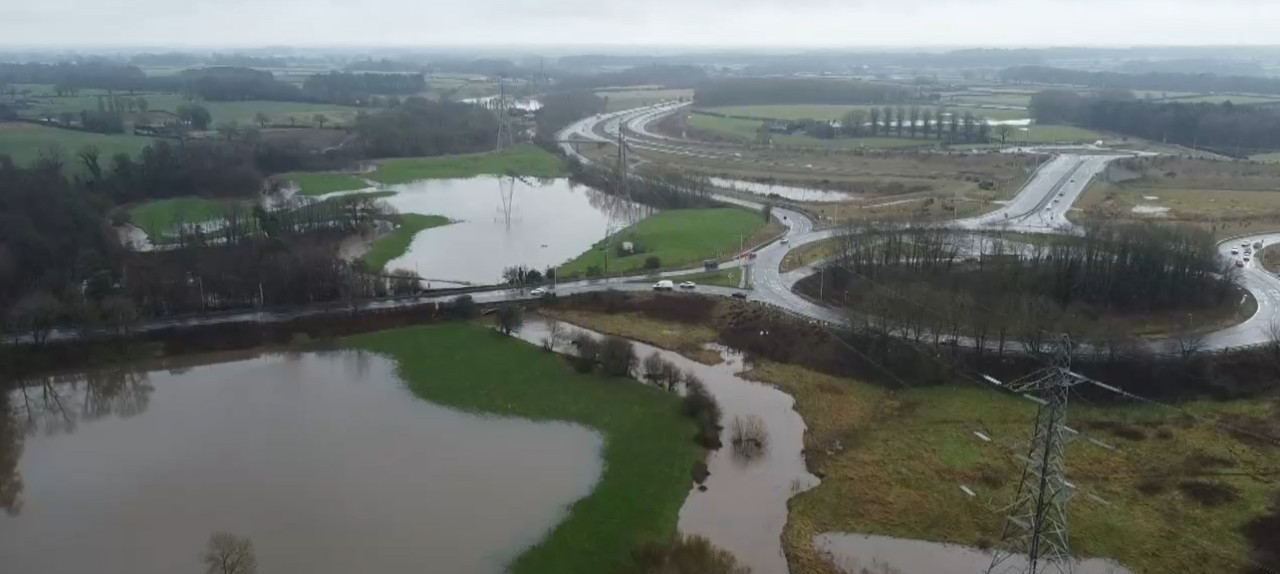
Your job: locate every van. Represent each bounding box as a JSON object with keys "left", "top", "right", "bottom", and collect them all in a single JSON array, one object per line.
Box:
[{"left": 652, "top": 280, "right": 675, "bottom": 291}]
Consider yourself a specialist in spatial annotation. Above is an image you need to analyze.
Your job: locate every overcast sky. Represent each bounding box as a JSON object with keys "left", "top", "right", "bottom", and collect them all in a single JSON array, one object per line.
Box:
[{"left": 3, "top": 0, "right": 1278, "bottom": 48}]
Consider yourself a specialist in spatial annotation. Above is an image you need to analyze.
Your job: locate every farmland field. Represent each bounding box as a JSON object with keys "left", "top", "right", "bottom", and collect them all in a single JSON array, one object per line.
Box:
[
  {"left": 702, "top": 104, "right": 1030, "bottom": 122},
  {"left": 0, "top": 122, "right": 153, "bottom": 167},
  {"left": 596, "top": 88, "right": 693, "bottom": 112}
]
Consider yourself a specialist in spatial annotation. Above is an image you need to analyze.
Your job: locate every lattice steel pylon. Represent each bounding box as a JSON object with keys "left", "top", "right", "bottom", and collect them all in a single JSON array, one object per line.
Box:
[
  {"left": 615, "top": 126, "right": 631, "bottom": 199},
  {"left": 987, "top": 336, "right": 1087, "bottom": 574},
  {"left": 494, "top": 78, "right": 514, "bottom": 151}
]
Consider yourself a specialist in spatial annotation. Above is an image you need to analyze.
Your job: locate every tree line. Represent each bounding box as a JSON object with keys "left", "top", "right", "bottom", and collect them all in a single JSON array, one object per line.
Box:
[
  {"left": 566, "top": 159, "right": 721, "bottom": 210},
  {"left": 735, "top": 105, "right": 993, "bottom": 143},
  {"left": 693, "top": 77, "right": 916, "bottom": 108},
  {"left": 301, "top": 72, "right": 426, "bottom": 104},
  {"left": 353, "top": 97, "right": 497, "bottom": 158},
  {"left": 1030, "top": 89, "right": 1280, "bottom": 153},
  {"left": 833, "top": 222, "right": 1234, "bottom": 316},
  {"left": 1002, "top": 65, "right": 1280, "bottom": 97}
]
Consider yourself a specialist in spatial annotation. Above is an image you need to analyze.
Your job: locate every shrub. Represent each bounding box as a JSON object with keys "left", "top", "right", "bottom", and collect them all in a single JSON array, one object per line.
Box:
[
  {"left": 644, "top": 256, "right": 661, "bottom": 270},
  {"left": 631, "top": 535, "right": 750, "bottom": 574},
  {"left": 600, "top": 336, "right": 638, "bottom": 377},
  {"left": 682, "top": 374, "right": 723, "bottom": 449},
  {"left": 571, "top": 332, "right": 600, "bottom": 373},
  {"left": 730, "top": 415, "right": 768, "bottom": 459},
  {"left": 586, "top": 264, "right": 604, "bottom": 277},
  {"left": 636, "top": 294, "right": 715, "bottom": 324},
  {"left": 447, "top": 295, "right": 477, "bottom": 319}
]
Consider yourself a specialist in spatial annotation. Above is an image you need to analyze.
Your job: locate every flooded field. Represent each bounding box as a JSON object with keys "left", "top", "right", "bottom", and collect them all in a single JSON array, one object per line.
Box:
[
  {"left": 516, "top": 319, "right": 818, "bottom": 574},
  {"left": 377, "top": 177, "right": 649, "bottom": 284},
  {"left": 815, "top": 532, "right": 1134, "bottom": 574},
  {"left": 1, "top": 351, "right": 602, "bottom": 574},
  {"left": 709, "top": 177, "right": 857, "bottom": 203}
]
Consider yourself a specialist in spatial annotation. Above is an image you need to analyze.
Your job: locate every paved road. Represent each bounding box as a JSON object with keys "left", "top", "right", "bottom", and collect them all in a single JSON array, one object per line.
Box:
[{"left": 17, "top": 103, "right": 1275, "bottom": 352}]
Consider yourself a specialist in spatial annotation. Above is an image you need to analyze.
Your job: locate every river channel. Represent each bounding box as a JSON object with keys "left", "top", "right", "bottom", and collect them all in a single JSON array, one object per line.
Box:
[
  {"left": 515, "top": 318, "right": 820, "bottom": 574},
  {"left": 0, "top": 350, "right": 602, "bottom": 574}
]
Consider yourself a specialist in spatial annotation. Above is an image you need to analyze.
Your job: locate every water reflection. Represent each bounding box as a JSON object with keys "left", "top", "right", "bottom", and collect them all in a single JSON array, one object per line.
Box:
[
  {"left": 1, "top": 351, "right": 602, "bottom": 574},
  {"left": 10, "top": 366, "right": 154, "bottom": 437},
  {"left": 379, "top": 177, "right": 650, "bottom": 284}
]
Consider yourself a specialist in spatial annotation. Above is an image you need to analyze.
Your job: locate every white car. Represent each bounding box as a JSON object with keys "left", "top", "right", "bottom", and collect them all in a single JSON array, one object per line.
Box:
[
  {"left": 530, "top": 287, "right": 549, "bottom": 296},
  {"left": 653, "top": 280, "right": 675, "bottom": 291},
  {"left": 679, "top": 281, "right": 697, "bottom": 289},
  {"left": 780, "top": 237, "right": 790, "bottom": 244},
  {"left": 1232, "top": 248, "right": 1240, "bottom": 255}
]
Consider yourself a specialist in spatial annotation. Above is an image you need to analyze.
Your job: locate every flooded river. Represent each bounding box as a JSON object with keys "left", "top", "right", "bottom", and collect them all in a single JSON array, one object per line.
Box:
[
  {"left": 516, "top": 318, "right": 819, "bottom": 574},
  {"left": 376, "top": 177, "right": 648, "bottom": 284},
  {"left": 1, "top": 351, "right": 602, "bottom": 574}
]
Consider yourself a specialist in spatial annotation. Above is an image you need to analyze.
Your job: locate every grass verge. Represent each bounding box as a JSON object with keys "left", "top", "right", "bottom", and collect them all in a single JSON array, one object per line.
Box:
[
  {"left": 370, "top": 144, "right": 567, "bottom": 184},
  {"left": 347, "top": 323, "right": 700, "bottom": 574},
  {"left": 281, "top": 172, "right": 370, "bottom": 196},
  {"left": 359, "top": 214, "right": 452, "bottom": 271},
  {"left": 558, "top": 208, "right": 768, "bottom": 277}
]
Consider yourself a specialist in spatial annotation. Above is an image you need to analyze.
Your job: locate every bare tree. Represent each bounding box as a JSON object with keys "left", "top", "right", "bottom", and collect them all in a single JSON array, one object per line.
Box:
[
  {"left": 5, "top": 292, "right": 61, "bottom": 345},
  {"left": 542, "top": 319, "right": 566, "bottom": 352},
  {"left": 202, "top": 532, "right": 257, "bottom": 574},
  {"left": 313, "top": 113, "right": 329, "bottom": 128},
  {"left": 642, "top": 351, "right": 666, "bottom": 385},
  {"left": 494, "top": 305, "right": 523, "bottom": 336},
  {"left": 254, "top": 112, "right": 270, "bottom": 128}
]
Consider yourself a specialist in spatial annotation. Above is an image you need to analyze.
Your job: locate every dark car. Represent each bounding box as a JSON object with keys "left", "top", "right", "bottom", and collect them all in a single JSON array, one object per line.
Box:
[{"left": 731, "top": 292, "right": 748, "bottom": 300}]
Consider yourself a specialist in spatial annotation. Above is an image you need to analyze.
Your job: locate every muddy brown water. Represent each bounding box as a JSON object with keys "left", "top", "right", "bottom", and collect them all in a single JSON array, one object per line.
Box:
[
  {"left": 516, "top": 318, "right": 819, "bottom": 574},
  {"left": 815, "top": 532, "right": 1134, "bottom": 574},
  {"left": 377, "top": 177, "right": 649, "bottom": 285},
  {"left": 1, "top": 350, "right": 602, "bottom": 574}
]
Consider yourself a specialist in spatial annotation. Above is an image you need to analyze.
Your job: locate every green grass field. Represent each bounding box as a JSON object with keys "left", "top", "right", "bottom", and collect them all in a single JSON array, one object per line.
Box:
[
  {"left": 347, "top": 323, "right": 699, "bottom": 574},
  {"left": 281, "top": 172, "right": 371, "bottom": 196},
  {"left": 126, "top": 197, "right": 238, "bottom": 239},
  {"left": 559, "top": 208, "right": 766, "bottom": 277},
  {"left": 14, "top": 94, "right": 362, "bottom": 128},
  {"left": 1010, "top": 124, "right": 1106, "bottom": 143},
  {"left": 0, "top": 122, "right": 154, "bottom": 168},
  {"left": 359, "top": 213, "right": 452, "bottom": 271},
  {"left": 704, "top": 104, "right": 1029, "bottom": 122},
  {"left": 369, "top": 144, "right": 567, "bottom": 184},
  {"left": 947, "top": 93, "right": 1032, "bottom": 108}
]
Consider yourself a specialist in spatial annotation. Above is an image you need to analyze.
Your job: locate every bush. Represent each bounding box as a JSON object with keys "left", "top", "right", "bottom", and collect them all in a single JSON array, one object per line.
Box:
[
  {"left": 494, "top": 305, "right": 524, "bottom": 336},
  {"left": 600, "top": 336, "right": 638, "bottom": 378},
  {"left": 447, "top": 295, "right": 478, "bottom": 319},
  {"left": 730, "top": 415, "right": 768, "bottom": 459},
  {"left": 586, "top": 264, "right": 604, "bottom": 277},
  {"left": 636, "top": 294, "right": 715, "bottom": 324},
  {"left": 644, "top": 256, "right": 661, "bottom": 270},
  {"left": 631, "top": 535, "right": 750, "bottom": 574},
  {"left": 682, "top": 374, "right": 723, "bottom": 449},
  {"left": 571, "top": 332, "right": 600, "bottom": 373}
]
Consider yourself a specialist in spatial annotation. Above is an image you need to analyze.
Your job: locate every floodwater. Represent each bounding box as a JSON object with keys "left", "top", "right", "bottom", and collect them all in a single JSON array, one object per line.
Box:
[
  {"left": 515, "top": 319, "right": 819, "bottom": 574},
  {"left": 377, "top": 177, "right": 649, "bottom": 284},
  {"left": 1131, "top": 204, "right": 1171, "bottom": 216},
  {"left": 464, "top": 95, "right": 543, "bottom": 112},
  {"left": 815, "top": 532, "right": 1135, "bottom": 574},
  {"left": 709, "top": 177, "right": 857, "bottom": 203},
  {"left": 1, "top": 351, "right": 603, "bottom": 574}
]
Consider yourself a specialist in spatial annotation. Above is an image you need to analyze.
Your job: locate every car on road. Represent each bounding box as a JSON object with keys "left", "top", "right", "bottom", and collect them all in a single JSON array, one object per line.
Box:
[
  {"left": 1058, "top": 192, "right": 1064, "bottom": 197},
  {"left": 1232, "top": 248, "right": 1240, "bottom": 255},
  {"left": 679, "top": 281, "right": 697, "bottom": 289},
  {"left": 530, "top": 287, "right": 548, "bottom": 296},
  {"left": 731, "top": 292, "right": 748, "bottom": 300},
  {"left": 781, "top": 238, "right": 790, "bottom": 244},
  {"left": 653, "top": 280, "right": 675, "bottom": 291},
  {"left": 1237, "top": 259, "right": 1246, "bottom": 267},
  {"left": 1245, "top": 256, "right": 1252, "bottom": 263}
]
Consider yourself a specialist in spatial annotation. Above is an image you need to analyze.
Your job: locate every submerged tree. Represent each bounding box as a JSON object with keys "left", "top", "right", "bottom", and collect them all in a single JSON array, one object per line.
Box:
[
  {"left": 202, "top": 532, "right": 257, "bottom": 574},
  {"left": 495, "top": 305, "right": 524, "bottom": 336}
]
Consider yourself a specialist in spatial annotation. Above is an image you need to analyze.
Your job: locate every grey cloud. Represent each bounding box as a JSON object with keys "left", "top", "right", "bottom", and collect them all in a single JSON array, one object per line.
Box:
[{"left": 1, "top": 0, "right": 1277, "bottom": 47}]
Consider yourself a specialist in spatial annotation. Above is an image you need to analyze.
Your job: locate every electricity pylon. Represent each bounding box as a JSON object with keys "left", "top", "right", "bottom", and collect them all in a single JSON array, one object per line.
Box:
[
  {"left": 985, "top": 336, "right": 1088, "bottom": 574},
  {"left": 494, "top": 78, "right": 514, "bottom": 152},
  {"left": 615, "top": 126, "right": 631, "bottom": 200}
]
